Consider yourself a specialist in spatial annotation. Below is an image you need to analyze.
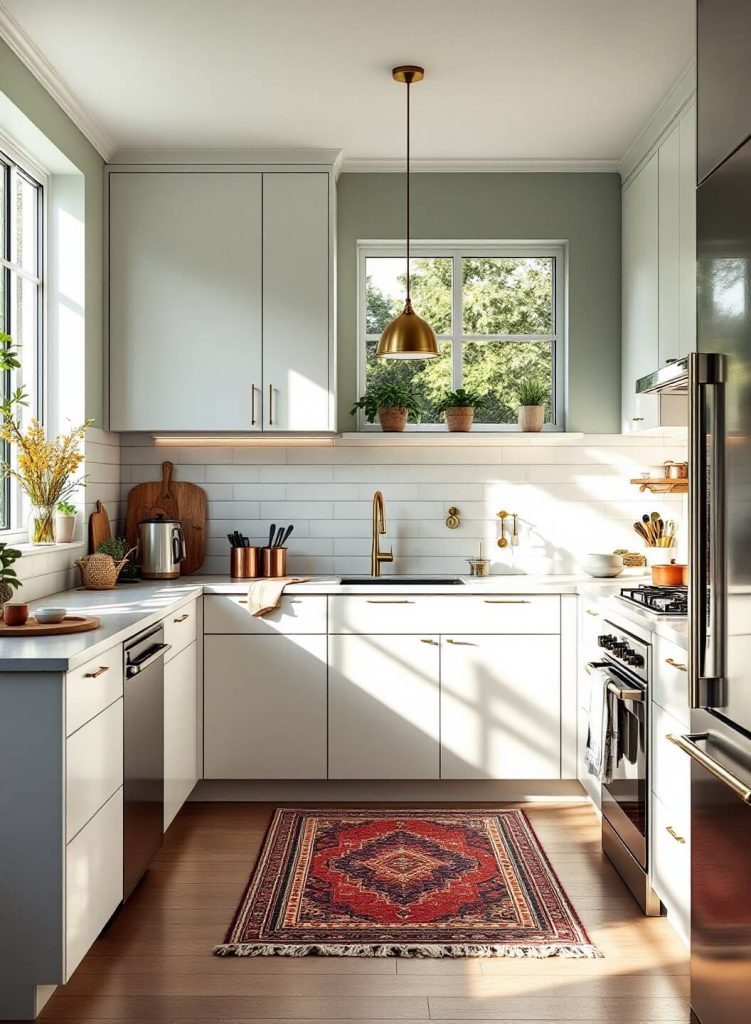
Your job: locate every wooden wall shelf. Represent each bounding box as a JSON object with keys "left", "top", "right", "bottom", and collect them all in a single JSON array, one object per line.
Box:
[{"left": 630, "top": 477, "right": 688, "bottom": 494}]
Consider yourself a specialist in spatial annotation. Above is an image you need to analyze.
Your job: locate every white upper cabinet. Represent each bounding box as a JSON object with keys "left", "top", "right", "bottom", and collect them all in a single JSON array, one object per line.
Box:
[
  {"left": 109, "top": 172, "right": 263, "bottom": 432},
  {"left": 658, "top": 124, "right": 681, "bottom": 366},
  {"left": 263, "top": 174, "right": 332, "bottom": 431},
  {"left": 108, "top": 164, "right": 334, "bottom": 433},
  {"left": 678, "top": 101, "right": 697, "bottom": 356}
]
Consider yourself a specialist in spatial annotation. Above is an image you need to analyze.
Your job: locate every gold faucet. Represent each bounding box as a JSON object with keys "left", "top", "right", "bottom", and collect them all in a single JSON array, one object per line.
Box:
[{"left": 371, "top": 490, "right": 393, "bottom": 577}]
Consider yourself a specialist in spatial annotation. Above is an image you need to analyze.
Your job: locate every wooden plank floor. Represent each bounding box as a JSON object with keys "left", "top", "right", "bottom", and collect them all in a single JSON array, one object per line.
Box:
[{"left": 38, "top": 802, "right": 691, "bottom": 1023}]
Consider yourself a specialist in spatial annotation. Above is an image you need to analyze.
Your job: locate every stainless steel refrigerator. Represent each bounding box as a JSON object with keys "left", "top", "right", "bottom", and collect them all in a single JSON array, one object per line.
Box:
[{"left": 636, "top": 4, "right": 751, "bottom": 1022}]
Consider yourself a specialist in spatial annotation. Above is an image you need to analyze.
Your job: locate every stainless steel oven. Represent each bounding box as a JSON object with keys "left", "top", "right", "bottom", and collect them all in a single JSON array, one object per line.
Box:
[{"left": 588, "top": 620, "right": 661, "bottom": 915}]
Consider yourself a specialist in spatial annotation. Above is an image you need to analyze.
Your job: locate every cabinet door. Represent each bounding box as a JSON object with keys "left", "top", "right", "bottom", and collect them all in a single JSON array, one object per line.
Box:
[
  {"left": 678, "top": 100, "right": 697, "bottom": 357},
  {"left": 441, "top": 635, "right": 560, "bottom": 779},
  {"left": 622, "top": 153, "right": 659, "bottom": 431},
  {"left": 262, "top": 173, "right": 331, "bottom": 431},
  {"left": 659, "top": 123, "right": 681, "bottom": 366},
  {"left": 328, "top": 634, "right": 440, "bottom": 779},
  {"left": 109, "top": 172, "right": 262, "bottom": 431},
  {"left": 164, "top": 642, "right": 198, "bottom": 830},
  {"left": 204, "top": 634, "right": 327, "bottom": 779}
]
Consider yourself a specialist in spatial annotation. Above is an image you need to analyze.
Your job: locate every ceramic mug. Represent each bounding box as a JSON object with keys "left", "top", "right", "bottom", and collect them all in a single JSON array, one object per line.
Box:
[{"left": 4, "top": 602, "right": 30, "bottom": 626}]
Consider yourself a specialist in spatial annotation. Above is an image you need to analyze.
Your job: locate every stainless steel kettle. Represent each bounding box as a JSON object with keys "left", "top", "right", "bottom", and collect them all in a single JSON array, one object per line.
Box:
[{"left": 138, "top": 516, "right": 186, "bottom": 579}]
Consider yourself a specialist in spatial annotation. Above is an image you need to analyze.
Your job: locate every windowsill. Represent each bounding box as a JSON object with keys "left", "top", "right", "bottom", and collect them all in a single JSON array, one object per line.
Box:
[
  {"left": 338, "top": 432, "right": 586, "bottom": 445},
  {"left": 0, "top": 538, "right": 86, "bottom": 558}
]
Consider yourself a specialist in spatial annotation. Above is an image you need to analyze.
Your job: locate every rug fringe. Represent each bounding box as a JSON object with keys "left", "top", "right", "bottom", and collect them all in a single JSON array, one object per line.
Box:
[{"left": 213, "top": 941, "right": 603, "bottom": 959}]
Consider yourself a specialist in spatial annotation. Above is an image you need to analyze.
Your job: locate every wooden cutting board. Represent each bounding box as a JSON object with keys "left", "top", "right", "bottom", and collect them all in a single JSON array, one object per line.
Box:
[
  {"left": 125, "top": 461, "right": 206, "bottom": 575},
  {"left": 0, "top": 615, "right": 100, "bottom": 637},
  {"left": 88, "top": 501, "right": 111, "bottom": 553}
]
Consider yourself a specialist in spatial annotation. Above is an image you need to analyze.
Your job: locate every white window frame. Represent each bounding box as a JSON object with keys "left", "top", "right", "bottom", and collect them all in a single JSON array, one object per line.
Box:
[
  {"left": 356, "top": 240, "right": 567, "bottom": 431},
  {"left": 0, "top": 135, "right": 47, "bottom": 534}
]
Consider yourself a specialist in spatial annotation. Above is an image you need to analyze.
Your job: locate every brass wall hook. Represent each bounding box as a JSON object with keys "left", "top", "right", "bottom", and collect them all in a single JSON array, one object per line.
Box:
[
  {"left": 497, "top": 510, "right": 509, "bottom": 548},
  {"left": 446, "top": 507, "right": 460, "bottom": 529}
]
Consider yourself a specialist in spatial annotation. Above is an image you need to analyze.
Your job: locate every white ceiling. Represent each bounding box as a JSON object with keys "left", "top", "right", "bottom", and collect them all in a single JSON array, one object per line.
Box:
[{"left": 0, "top": 0, "right": 694, "bottom": 166}]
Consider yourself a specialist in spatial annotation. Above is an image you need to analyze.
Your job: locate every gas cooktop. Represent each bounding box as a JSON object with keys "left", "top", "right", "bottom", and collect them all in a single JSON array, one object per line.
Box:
[{"left": 618, "top": 584, "right": 688, "bottom": 617}]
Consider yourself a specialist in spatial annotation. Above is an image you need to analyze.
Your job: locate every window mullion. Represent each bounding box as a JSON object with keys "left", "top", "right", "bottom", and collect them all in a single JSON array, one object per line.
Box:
[{"left": 452, "top": 252, "right": 463, "bottom": 388}]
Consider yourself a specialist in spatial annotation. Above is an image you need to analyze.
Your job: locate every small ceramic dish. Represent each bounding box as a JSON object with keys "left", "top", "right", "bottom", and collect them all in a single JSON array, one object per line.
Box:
[
  {"left": 583, "top": 553, "right": 624, "bottom": 578},
  {"left": 34, "top": 606, "right": 67, "bottom": 624}
]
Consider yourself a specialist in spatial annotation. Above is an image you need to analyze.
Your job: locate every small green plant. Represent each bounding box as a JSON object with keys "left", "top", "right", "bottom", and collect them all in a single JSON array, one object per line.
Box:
[
  {"left": 435, "top": 387, "right": 487, "bottom": 413},
  {"left": 351, "top": 380, "right": 421, "bottom": 424},
  {"left": 0, "top": 541, "right": 22, "bottom": 598},
  {"left": 96, "top": 537, "right": 129, "bottom": 560},
  {"left": 513, "top": 377, "right": 549, "bottom": 407},
  {"left": 56, "top": 501, "right": 77, "bottom": 516}
]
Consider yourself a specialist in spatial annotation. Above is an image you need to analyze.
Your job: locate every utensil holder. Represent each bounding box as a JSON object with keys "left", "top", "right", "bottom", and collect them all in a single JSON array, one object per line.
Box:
[
  {"left": 231, "top": 546, "right": 261, "bottom": 579},
  {"left": 263, "top": 547, "right": 287, "bottom": 578}
]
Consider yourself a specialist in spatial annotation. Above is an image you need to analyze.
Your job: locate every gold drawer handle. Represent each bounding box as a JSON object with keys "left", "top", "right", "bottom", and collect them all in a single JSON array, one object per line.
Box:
[
  {"left": 84, "top": 665, "right": 109, "bottom": 679},
  {"left": 586, "top": 609, "right": 599, "bottom": 617},
  {"left": 483, "top": 599, "right": 530, "bottom": 605},
  {"left": 666, "top": 825, "right": 686, "bottom": 844},
  {"left": 665, "top": 657, "right": 687, "bottom": 672},
  {"left": 420, "top": 638, "right": 438, "bottom": 645},
  {"left": 366, "top": 599, "right": 413, "bottom": 604},
  {"left": 173, "top": 613, "right": 189, "bottom": 623}
]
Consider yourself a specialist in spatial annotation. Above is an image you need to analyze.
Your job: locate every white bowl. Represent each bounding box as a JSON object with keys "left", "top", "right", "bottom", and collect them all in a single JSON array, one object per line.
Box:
[
  {"left": 583, "top": 554, "right": 624, "bottom": 579},
  {"left": 34, "top": 606, "right": 67, "bottom": 624}
]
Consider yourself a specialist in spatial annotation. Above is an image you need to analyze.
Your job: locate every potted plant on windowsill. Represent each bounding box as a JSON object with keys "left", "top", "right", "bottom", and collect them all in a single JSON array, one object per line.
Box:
[
  {"left": 435, "top": 387, "right": 487, "bottom": 432},
  {"left": 514, "top": 377, "right": 549, "bottom": 433},
  {"left": 351, "top": 380, "right": 421, "bottom": 433},
  {"left": 0, "top": 541, "right": 22, "bottom": 607},
  {"left": 53, "top": 501, "right": 78, "bottom": 544}
]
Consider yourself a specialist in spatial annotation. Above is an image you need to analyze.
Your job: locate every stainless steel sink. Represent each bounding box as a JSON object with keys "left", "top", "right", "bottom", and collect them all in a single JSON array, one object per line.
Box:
[{"left": 338, "top": 576, "right": 465, "bottom": 586}]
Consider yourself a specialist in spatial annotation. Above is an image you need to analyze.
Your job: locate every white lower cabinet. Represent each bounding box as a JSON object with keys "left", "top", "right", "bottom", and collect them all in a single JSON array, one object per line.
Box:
[
  {"left": 328, "top": 634, "right": 440, "bottom": 779},
  {"left": 440, "top": 635, "right": 561, "bottom": 779},
  {"left": 65, "top": 788, "right": 123, "bottom": 980},
  {"left": 652, "top": 790, "right": 691, "bottom": 945},
  {"left": 204, "top": 634, "right": 327, "bottom": 779},
  {"left": 66, "top": 699, "right": 123, "bottom": 842},
  {"left": 164, "top": 641, "right": 198, "bottom": 830}
]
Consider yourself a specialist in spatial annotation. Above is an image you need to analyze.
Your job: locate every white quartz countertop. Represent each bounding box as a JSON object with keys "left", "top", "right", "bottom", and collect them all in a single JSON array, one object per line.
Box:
[
  {"left": 0, "top": 572, "right": 686, "bottom": 671},
  {"left": 577, "top": 579, "right": 688, "bottom": 649}
]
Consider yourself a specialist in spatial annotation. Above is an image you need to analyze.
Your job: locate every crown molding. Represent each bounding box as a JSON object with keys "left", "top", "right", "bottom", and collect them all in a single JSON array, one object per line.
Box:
[
  {"left": 0, "top": 2, "right": 115, "bottom": 160},
  {"left": 342, "top": 157, "right": 620, "bottom": 174},
  {"left": 619, "top": 60, "right": 696, "bottom": 184}
]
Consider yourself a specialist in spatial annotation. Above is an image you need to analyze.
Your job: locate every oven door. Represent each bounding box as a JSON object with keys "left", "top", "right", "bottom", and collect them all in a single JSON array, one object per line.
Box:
[{"left": 600, "top": 667, "right": 648, "bottom": 869}]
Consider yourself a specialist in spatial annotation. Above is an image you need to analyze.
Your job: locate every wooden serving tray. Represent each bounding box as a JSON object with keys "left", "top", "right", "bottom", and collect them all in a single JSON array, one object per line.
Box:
[{"left": 0, "top": 615, "right": 101, "bottom": 637}]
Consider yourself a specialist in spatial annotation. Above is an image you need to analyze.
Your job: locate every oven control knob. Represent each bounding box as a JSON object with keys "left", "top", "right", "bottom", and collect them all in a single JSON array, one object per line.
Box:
[
  {"left": 613, "top": 642, "right": 628, "bottom": 655},
  {"left": 630, "top": 653, "right": 645, "bottom": 667},
  {"left": 598, "top": 634, "right": 616, "bottom": 649}
]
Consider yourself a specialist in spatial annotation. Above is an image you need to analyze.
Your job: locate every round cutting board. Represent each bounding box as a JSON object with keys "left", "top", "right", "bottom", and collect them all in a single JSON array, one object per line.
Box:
[{"left": 0, "top": 615, "right": 101, "bottom": 637}]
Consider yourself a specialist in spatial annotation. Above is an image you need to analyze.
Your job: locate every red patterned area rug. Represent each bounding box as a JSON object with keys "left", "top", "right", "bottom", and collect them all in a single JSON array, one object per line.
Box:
[{"left": 214, "top": 808, "right": 601, "bottom": 959}]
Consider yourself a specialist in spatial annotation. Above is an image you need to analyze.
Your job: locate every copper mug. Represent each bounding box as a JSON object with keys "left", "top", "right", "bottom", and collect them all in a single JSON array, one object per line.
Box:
[
  {"left": 230, "top": 547, "right": 261, "bottom": 579},
  {"left": 263, "top": 547, "right": 287, "bottom": 578},
  {"left": 4, "top": 602, "right": 30, "bottom": 626}
]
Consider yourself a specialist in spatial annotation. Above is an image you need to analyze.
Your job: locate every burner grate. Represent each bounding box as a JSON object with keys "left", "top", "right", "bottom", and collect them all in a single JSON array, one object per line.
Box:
[{"left": 619, "top": 585, "right": 688, "bottom": 616}]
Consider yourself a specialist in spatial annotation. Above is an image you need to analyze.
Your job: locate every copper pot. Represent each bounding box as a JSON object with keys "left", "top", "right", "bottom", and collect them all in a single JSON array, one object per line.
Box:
[
  {"left": 263, "top": 547, "right": 288, "bottom": 578},
  {"left": 664, "top": 460, "right": 688, "bottom": 480},
  {"left": 651, "top": 562, "right": 688, "bottom": 587},
  {"left": 231, "top": 547, "right": 261, "bottom": 579}
]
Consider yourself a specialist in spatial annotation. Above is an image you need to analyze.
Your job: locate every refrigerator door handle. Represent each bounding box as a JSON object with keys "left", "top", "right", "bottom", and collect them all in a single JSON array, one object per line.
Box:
[
  {"left": 688, "top": 352, "right": 727, "bottom": 709},
  {"left": 668, "top": 732, "right": 751, "bottom": 804}
]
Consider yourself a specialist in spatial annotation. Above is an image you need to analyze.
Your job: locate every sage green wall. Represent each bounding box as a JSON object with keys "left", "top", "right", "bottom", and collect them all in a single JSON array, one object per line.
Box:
[
  {"left": 337, "top": 172, "right": 622, "bottom": 433},
  {"left": 0, "top": 39, "right": 105, "bottom": 426}
]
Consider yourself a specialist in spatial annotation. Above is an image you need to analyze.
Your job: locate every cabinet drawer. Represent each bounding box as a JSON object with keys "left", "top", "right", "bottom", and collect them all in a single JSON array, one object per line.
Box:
[
  {"left": 652, "top": 791, "right": 690, "bottom": 945},
  {"left": 65, "top": 788, "right": 123, "bottom": 980},
  {"left": 329, "top": 594, "right": 559, "bottom": 635},
  {"left": 204, "top": 594, "right": 326, "bottom": 634},
  {"left": 164, "top": 600, "right": 197, "bottom": 659},
  {"left": 652, "top": 703, "right": 691, "bottom": 822},
  {"left": 653, "top": 635, "right": 690, "bottom": 726},
  {"left": 66, "top": 644, "right": 123, "bottom": 736},
  {"left": 66, "top": 700, "right": 123, "bottom": 842}
]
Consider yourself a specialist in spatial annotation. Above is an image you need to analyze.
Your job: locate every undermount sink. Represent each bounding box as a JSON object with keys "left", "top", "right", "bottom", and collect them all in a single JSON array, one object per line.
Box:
[{"left": 338, "top": 576, "right": 465, "bottom": 586}]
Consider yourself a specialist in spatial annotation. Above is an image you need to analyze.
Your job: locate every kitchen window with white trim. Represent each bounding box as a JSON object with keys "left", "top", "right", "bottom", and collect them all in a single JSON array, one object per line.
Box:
[
  {"left": 358, "top": 242, "right": 566, "bottom": 430},
  {"left": 0, "top": 146, "right": 45, "bottom": 530}
]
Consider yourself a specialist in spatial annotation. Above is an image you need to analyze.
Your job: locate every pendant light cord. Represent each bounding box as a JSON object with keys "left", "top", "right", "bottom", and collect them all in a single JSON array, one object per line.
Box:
[{"left": 406, "top": 76, "right": 411, "bottom": 306}]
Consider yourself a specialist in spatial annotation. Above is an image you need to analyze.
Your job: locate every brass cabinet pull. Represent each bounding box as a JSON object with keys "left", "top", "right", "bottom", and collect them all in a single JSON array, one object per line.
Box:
[
  {"left": 420, "top": 638, "right": 438, "bottom": 645},
  {"left": 586, "top": 609, "right": 599, "bottom": 617},
  {"left": 366, "top": 599, "right": 412, "bottom": 604},
  {"left": 633, "top": 416, "right": 644, "bottom": 422},
  {"left": 666, "top": 825, "right": 686, "bottom": 844},
  {"left": 483, "top": 599, "right": 530, "bottom": 604},
  {"left": 237, "top": 599, "right": 248, "bottom": 603},
  {"left": 84, "top": 665, "right": 109, "bottom": 679},
  {"left": 250, "top": 384, "right": 257, "bottom": 426},
  {"left": 268, "top": 384, "right": 273, "bottom": 426},
  {"left": 173, "top": 613, "right": 189, "bottom": 623},
  {"left": 665, "top": 657, "right": 687, "bottom": 672}
]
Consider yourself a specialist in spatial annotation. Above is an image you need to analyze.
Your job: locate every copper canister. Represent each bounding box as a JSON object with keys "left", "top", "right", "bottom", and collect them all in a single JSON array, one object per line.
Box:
[
  {"left": 230, "top": 547, "right": 261, "bottom": 579},
  {"left": 263, "top": 547, "right": 287, "bottom": 578}
]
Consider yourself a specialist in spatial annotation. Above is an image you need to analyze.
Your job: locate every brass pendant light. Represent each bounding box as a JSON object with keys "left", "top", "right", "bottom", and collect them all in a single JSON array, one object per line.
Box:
[{"left": 376, "top": 65, "right": 439, "bottom": 359}]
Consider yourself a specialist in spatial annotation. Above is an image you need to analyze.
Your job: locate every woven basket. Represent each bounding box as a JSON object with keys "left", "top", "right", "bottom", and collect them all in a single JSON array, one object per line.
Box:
[
  {"left": 445, "top": 407, "right": 475, "bottom": 432},
  {"left": 76, "top": 553, "right": 130, "bottom": 590},
  {"left": 621, "top": 552, "right": 647, "bottom": 568},
  {"left": 378, "top": 407, "right": 408, "bottom": 432}
]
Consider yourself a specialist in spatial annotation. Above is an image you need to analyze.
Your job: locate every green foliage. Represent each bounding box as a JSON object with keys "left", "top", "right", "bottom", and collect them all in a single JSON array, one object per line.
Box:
[
  {"left": 435, "top": 387, "right": 487, "bottom": 413},
  {"left": 0, "top": 541, "right": 22, "bottom": 592},
  {"left": 0, "top": 333, "right": 28, "bottom": 421},
  {"left": 513, "top": 376, "right": 549, "bottom": 407},
  {"left": 96, "top": 537, "right": 129, "bottom": 560},
  {"left": 56, "top": 501, "right": 77, "bottom": 516},
  {"left": 351, "top": 377, "right": 422, "bottom": 424}
]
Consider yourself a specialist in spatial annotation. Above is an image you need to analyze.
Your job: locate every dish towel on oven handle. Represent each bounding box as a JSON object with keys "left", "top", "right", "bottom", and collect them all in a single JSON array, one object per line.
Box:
[
  {"left": 584, "top": 667, "right": 619, "bottom": 784},
  {"left": 246, "top": 578, "right": 310, "bottom": 617}
]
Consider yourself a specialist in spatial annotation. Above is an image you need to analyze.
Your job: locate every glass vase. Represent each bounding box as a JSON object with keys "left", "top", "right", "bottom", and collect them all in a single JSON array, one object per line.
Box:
[{"left": 29, "top": 504, "right": 56, "bottom": 545}]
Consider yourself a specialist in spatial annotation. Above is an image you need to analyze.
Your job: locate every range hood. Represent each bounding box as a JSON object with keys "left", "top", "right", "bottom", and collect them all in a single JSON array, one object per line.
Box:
[{"left": 636, "top": 357, "right": 689, "bottom": 395}]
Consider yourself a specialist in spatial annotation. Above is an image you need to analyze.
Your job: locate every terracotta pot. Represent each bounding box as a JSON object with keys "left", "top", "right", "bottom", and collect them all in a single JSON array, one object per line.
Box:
[
  {"left": 444, "top": 407, "right": 474, "bottom": 432},
  {"left": 518, "top": 405, "right": 544, "bottom": 432},
  {"left": 651, "top": 563, "right": 688, "bottom": 587},
  {"left": 378, "top": 406, "right": 408, "bottom": 432},
  {"left": 4, "top": 602, "right": 29, "bottom": 626}
]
